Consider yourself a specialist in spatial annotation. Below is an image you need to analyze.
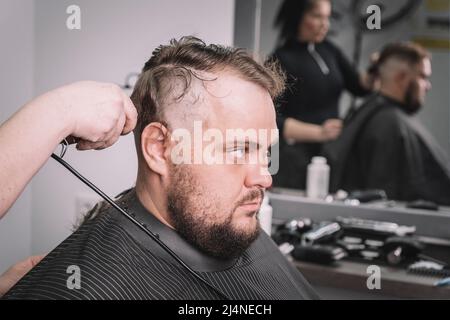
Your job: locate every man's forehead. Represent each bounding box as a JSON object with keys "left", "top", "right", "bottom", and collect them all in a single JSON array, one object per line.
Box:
[
  {"left": 208, "top": 111, "right": 278, "bottom": 146},
  {"left": 204, "top": 75, "right": 276, "bottom": 125},
  {"left": 412, "top": 57, "right": 431, "bottom": 74},
  {"left": 421, "top": 58, "right": 432, "bottom": 75}
]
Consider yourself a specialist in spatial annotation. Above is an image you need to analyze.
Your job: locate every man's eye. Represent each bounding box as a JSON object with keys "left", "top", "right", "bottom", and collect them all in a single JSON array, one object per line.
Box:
[
  {"left": 264, "top": 150, "right": 272, "bottom": 166},
  {"left": 228, "top": 148, "right": 245, "bottom": 158}
]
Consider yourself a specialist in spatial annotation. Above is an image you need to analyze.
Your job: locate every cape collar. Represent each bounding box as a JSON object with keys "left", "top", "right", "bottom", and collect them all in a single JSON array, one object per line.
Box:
[{"left": 114, "top": 188, "right": 240, "bottom": 272}]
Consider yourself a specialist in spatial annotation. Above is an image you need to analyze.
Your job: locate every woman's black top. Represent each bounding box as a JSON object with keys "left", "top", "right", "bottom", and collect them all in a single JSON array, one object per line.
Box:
[{"left": 272, "top": 39, "right": 369, "bottom": 189}]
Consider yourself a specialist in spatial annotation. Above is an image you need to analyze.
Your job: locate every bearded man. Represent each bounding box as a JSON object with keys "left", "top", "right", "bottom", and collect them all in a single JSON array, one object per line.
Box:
[{"left": 4, "top": 37, "right": 318, "bottom": 300}]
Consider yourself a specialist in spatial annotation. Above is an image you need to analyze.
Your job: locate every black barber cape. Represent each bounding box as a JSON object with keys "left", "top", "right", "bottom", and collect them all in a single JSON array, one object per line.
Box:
[
  {"left": 4, "top": 189, "right": 318, "bottom": 300},
  {"left": 323, "top": 94, "right": 450, "bottom": 205}
]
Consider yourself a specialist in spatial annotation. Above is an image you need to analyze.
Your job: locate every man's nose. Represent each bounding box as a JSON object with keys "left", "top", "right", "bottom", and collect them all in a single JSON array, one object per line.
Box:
[{"left": 244, "top": 164, "right": 272, "bottom": 190}]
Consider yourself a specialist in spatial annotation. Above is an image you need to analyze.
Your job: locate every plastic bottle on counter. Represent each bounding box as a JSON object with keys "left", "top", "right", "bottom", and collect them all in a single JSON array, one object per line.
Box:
[
  {"left": 306, "top": 156, "right": 330, "bottom": 199},
  {"left": 258, "top": 195, "right": 273, "bottom": 235}
]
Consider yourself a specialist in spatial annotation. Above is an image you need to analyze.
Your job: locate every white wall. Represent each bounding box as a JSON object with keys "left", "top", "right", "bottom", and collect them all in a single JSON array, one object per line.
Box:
[{"left": 0, "top": 0, "right": 34, "bottom": 273}]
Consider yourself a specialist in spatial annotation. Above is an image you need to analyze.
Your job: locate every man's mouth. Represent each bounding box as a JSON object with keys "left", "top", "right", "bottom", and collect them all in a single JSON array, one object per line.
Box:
[
  {"left": 238, "top": 199, "right": 262, "bottom": 212},
  {"left": 236, "top": 189, "right": 264, "bottom": 213}
]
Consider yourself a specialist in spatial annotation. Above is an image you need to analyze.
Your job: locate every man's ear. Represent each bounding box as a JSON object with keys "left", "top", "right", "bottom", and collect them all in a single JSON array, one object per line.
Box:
[{"left": 141, "top": 123, "right": 170, "bottom": 177}]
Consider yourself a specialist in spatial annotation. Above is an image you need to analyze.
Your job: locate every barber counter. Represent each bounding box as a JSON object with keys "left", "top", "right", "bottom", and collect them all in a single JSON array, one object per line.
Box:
[{"left": 268, "top": 188, "right": 450, "bottom": 299}]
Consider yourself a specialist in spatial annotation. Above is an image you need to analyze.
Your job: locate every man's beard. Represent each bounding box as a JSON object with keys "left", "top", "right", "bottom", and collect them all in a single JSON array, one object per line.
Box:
[
  {"left": 167, "top": 165, "right": 262, "bottom": 260},
  {"left": 404, "top": 81, "right": 422, "bottom": 114}
]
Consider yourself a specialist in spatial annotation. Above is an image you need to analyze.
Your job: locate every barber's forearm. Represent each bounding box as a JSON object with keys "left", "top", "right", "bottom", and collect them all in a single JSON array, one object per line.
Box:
[
  {"left": 283, "top": 117, "right": 324, "bottom": 143},
  {"left": 0, "top": 92, "right": 73, "bottom": 218}
]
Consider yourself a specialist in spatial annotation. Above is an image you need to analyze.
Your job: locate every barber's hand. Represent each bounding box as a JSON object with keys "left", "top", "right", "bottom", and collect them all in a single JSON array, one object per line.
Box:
[
  {"left": 320, "top": 119, "right": 343, "bottom": 142},
  {"left": 0, "top": 255, "right": 45, "bottom": 297},
  {"left": 53, "top": 81, "right": 138, "bottom": 150}
]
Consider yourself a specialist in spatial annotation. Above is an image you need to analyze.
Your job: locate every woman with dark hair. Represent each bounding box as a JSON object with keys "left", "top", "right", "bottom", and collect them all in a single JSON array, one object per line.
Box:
[{"left": 271, "top": 0, "right": 373, "bottom": 190}]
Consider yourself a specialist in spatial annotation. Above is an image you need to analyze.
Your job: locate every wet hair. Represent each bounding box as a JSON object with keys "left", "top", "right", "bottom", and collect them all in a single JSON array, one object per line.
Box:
[{"left": 130, "top": 36, "right": 285, "bottom": 144}]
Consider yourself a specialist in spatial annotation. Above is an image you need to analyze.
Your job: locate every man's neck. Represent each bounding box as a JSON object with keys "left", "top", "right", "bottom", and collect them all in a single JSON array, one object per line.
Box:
[
  {"left": 135, "top": 175, "right": 175, "bottom": 229},
  {"left": 379, "top": 86, "right": 405, "bottom": 105}
]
